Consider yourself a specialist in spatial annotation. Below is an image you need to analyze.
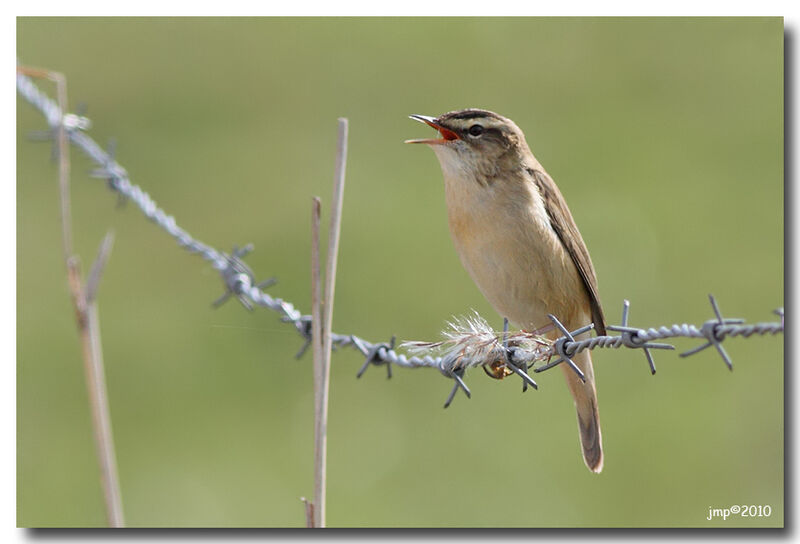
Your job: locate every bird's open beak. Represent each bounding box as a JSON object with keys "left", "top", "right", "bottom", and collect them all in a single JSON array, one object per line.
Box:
[{"left": 405, "top": 114, "right": 460, "bottom": 145}]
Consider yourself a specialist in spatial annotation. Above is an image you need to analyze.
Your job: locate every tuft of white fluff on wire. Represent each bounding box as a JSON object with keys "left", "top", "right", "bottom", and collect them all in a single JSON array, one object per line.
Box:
[{"left": 401, "top": 311, "right": 553, "bottom": 372}]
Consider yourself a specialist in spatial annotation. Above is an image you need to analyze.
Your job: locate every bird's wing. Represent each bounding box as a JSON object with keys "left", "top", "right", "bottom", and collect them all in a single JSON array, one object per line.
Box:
[{"left": 529, "top": 167, "right": 606, "bottom": 335}]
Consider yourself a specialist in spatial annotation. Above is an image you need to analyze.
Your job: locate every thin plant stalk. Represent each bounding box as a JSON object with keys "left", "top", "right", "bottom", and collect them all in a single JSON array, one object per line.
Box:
[
  {"left": 311, "top": 118, "right": 349, "bottom": 529},
  {"left": 18, "top": 65, "right": 125, "bottom": 527},
  {"left": 67, "top": 234, "right": 124, "bottom": 527},
  {"left": 309, "top": 197, "right": 323, "bottom": 528}
]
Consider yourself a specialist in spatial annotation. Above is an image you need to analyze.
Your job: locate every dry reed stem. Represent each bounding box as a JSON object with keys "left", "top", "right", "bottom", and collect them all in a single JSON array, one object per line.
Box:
[
  {"left": 310, "top": 119, "right": 348, "bottom": 528},
  {"left": 18, "top": 65, "right": 125, "bottom": 527}
]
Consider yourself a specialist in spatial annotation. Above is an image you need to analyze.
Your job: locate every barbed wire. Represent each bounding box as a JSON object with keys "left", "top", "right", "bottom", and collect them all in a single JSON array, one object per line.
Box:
[{"left": 17, "top": 70, "right": 785, "bottom": 408}]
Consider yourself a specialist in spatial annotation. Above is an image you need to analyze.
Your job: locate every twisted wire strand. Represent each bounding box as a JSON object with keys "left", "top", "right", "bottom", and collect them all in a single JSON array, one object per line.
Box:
[{"left": 17, "top": 71, "right": 784, "bottom": 407}]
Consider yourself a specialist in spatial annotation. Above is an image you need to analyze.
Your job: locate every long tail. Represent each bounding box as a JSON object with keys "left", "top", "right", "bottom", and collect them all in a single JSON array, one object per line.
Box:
[{"left": 560, "top": 347, "right": 603, "bottom": 473}]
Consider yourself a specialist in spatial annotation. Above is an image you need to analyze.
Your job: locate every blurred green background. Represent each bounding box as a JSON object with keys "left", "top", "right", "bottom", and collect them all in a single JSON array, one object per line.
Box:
[{"left": 17, "top": 17, "right": 783, "bottom": 528}]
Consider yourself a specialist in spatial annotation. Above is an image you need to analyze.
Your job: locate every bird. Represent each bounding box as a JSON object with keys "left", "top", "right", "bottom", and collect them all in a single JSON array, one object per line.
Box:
[{"left": 406, "top": 109, "right": 606, "bottom": 473}]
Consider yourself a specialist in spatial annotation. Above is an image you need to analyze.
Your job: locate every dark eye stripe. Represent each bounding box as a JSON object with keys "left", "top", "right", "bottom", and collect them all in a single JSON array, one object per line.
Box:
[
  {"left": 455, "top": 126, "right": 504, "bottom": 140},
  {"left": 472, "top": 127, "right": 503, "bottom": 140}
]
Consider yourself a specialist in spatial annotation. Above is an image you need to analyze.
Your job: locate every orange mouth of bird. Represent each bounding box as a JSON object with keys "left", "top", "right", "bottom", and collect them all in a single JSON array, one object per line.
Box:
[{"left": 406, "top": 115, "right": 460, "bottom": 145}]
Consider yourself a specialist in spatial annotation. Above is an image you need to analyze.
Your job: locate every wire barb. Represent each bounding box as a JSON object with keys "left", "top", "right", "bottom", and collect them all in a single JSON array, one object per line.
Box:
[
  {"left": 292, "top": 315, "right": 314, "bottom": 359},
  {"left": 678, "top": 294, "right": 741, "bottom": 370},
  {"left": 500, "top": 317, "right": 538, "bottom": 391},
  {"left": 534, "top": 314, "right": 587, "bottom": 383},
  {"left": 212, "top": 244, "right": 261, "bottom": 311},
  {"left": 355, "top": 335, "right": 396, "bottom": 379},
  {"left": 605, "top": 299, "right": 671, "bottom": 374},
  {"left": 443, "top": 368, "right": 471, "bottom": 409}
]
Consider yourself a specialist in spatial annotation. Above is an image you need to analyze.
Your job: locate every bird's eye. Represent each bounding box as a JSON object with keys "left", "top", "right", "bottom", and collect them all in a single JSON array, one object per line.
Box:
[{"left": 468, "top": 124, "right": 484, "bottom": 137}]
